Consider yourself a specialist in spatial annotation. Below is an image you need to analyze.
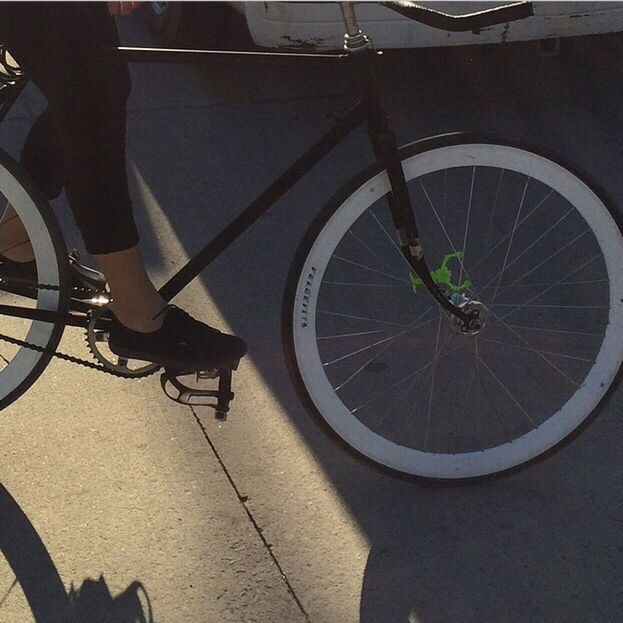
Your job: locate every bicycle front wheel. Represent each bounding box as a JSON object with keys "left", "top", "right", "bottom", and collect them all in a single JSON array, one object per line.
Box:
[
  {"left": 0, "top": 148, "right": 69, "bottom": 410},
  {"left": 284, "top": 134, "right": 623, "bottom": 479}
]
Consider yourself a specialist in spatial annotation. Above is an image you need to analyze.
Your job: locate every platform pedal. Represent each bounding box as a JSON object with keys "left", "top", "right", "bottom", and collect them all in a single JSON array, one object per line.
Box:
[
  {"left": 68, "top": 249, "right": 108, "bottom": 291},
  {"left": 160, "top": 362, "right": 238, "bottom": 420}
]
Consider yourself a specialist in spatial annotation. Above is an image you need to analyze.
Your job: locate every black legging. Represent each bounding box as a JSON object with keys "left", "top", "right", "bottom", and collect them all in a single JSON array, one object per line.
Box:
[{"left": 0, "top": 2, "right": 139, "bottom": 255}]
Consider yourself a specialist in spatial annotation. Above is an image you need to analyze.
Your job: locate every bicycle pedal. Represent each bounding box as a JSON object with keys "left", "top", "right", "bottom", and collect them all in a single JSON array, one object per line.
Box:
[
  {"left": 68, "top": 249, "right": 108, "bottom": 291},
  {"left": 160, "top": 365, "right": 235, "bottom": 420}
]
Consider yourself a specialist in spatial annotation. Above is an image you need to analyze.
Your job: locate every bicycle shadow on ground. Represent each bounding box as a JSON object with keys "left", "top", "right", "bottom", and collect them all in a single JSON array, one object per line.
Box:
[{"left": 0, "top": 483, "right": 154, "bottom": 623}]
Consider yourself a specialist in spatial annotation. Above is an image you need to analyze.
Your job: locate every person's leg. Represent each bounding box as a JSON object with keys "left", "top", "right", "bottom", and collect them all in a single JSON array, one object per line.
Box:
[
  {"left": 0, "top": 202, "right": 166, "bottom": 331},
  {"left": 94, "top": 247, "right": 166, "bottom": 332},
  {"left": 1, "top": 3, "right": 246, "bottom": 368},
  {"left": 1, "top": 3, "right": 167, "bottom": 329}
]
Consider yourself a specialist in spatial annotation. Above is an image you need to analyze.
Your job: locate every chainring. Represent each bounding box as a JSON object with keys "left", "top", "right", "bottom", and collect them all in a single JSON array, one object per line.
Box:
[{"left": 86, "top": 307, "right": 160, "bottom": 378}]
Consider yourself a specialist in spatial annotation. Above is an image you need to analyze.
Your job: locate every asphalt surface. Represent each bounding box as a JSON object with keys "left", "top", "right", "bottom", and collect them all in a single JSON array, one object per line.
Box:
[{"left": 1, "top": 10, "right": 623, "bottom": 623}]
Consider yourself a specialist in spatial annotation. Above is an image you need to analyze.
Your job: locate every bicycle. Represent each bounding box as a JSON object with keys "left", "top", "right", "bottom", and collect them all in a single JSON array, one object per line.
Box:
[{"left": 0, "top": 1, "right": 622, "bottom": 481}]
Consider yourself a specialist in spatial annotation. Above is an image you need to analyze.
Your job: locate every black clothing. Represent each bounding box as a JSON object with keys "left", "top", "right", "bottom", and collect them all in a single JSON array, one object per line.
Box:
[{"left": 0, "top": 2, "right": 140, "bottom": 254}]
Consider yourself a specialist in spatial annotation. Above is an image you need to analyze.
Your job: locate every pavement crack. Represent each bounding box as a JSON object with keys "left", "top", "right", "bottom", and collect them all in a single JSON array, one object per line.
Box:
[{"left": 190, "top": 406, "right": 311, "bottom": 622}]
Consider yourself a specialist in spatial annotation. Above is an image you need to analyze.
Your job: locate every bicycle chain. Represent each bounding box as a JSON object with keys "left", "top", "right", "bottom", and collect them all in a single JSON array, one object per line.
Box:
[{"left": 0, "top": 280, "right": 139, "bottom": 379}]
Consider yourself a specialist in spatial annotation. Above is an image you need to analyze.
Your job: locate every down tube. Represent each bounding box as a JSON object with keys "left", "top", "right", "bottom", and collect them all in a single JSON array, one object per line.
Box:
[{"left": 158, "top": 101, "right": 366, "bottom": 302}]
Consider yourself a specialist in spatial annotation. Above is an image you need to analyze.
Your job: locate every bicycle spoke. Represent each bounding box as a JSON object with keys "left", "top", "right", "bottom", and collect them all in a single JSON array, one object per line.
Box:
[
  {"left": 465, "top": 339, "right": 525, "bottom": 437},
  {"left": 317, "top": 309, "right": 418, "bottom": 328},
  {"left": 559, "top": 279, "right": 608, "bottom": 286},
  {"left": 332, "top": 254, "right": 411, "bottom": 284},
  {"left": 473, "top": 348, "right": 536, "bottom": 426},
  {"left": 481, "top": 278, "right": 608, "bottom": 289},
  {"left": 469, "top": 338, "right": 510, "bottom": 438},
  {"left": 459, "top": 166, "right": 476, "bottom": 284},
  {"left": 334, "top": 307, "right": 437, "bottom": 391},
  {"left": 474, "top": 187, "right": 554, "bottom": 276},
  {"left": 491, "top": 176, "right": 531, "bottom": 304},
  {"left": 318, "top": 328, "right": 392, "bottom": 341},
  {"left": 0, "top": 239, "right": 32, "bottom": 257},
  {"left": 367, "top": 209, "right": 416, "bottom": 274},
  {"left": 322, "top": 281, "right": 399, "bottom": 288},
  {"left": 479, "top": 337, "right": 595, "bottom": 364},
  {"left": 506, "top": 324, "right": 604, "bottom": 338},
  {"left": 476, "top": 227, "right": 590, "bottom": 301},
  {"left": 496, "top": 253, "right": 603, "bottom": 321},
  {"left": 419, "top": 179, "right": 474, "bottom": 285},
  {"left": 347, "top": 228, "right": 397, "bottom": 273},
  {"left": 482, "top": 168, "right": 505, "bottom": 262},
  {"left": 488, "top": 206, "right": 573, "bottom": 297},
  {"left": 424, "top": 314, "right": 443, "bottom": 450},
  {"left": 458, "top": 337, "right": 492, "bottom": 451},
  {"left": 490, "top": 303, "right": 607, "bottom": 310},
  {"left": 323, "top": 331, "right": 411, "bottom": 367},
  {"left": 351, "top": 339, "right": 466, "bottom": 421},
  {"left": 351, "top": 355, "right": 433, "bottom": 415},
  {"left": 488, "top": 310, "right": 580, "bottom": 387},
  {"left": 365, "top": 374, "right": 422, "bottom": 433}
]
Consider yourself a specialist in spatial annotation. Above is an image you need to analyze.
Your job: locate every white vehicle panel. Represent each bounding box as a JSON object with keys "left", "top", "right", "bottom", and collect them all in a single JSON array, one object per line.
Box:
[{"left": 240, "top": 1, "right": 623, "bottom": 50}]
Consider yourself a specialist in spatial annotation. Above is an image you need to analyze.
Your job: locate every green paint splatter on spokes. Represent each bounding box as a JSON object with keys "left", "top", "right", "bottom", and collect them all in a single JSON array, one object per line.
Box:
[{"left": 410, "top": 252, "right": 472, "bottom": 294}]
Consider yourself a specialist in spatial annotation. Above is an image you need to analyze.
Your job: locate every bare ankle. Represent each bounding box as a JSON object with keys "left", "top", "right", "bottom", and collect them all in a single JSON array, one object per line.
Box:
[
  {"left": 111, "top": 301, "right": 167, "bottom": 333},
  {"left": 94, "top": 245, "right": 168, "bottom": 333}
]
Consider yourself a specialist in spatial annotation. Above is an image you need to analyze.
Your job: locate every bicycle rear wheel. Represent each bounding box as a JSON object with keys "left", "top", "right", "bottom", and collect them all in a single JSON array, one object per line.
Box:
[
  {"left": 284, "top": 134, "right": 623, "bottom": 479},
  {"left": 0, "top": 148, "right": 69, "bottom": 410}
]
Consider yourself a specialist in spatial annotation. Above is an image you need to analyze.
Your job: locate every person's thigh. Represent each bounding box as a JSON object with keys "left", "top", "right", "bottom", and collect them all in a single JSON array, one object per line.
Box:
[{"left": 1, "top": 2, "right": 138, "bottom": 254}]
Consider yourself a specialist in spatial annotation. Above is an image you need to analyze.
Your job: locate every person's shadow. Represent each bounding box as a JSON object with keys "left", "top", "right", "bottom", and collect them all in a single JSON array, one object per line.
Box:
[{"left": 0, "top": 483, "right": 153, "bottom": 623}]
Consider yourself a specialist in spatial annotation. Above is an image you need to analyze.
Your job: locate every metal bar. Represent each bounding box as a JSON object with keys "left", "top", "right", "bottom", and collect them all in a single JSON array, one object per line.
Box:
[
  {"left": 339, "top": 2, "right": 361, "bottom": 37},
  {"left": 118, "top": 46, "right": 347, "bottom": 63},
  {"left": 0, "top": 78, "right": 27, "bottom": 124},
  {"left": 0, "top": 304, "right": 88, "bottom": 328},
  {"left": 158, "top": 101, "right": 367, "bottom": 302}
]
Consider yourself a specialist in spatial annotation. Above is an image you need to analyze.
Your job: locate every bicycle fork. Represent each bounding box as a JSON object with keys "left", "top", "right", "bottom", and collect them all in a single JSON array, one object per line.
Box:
[{"left": 341, "top": 7, "right": 477, "bottom": 331}]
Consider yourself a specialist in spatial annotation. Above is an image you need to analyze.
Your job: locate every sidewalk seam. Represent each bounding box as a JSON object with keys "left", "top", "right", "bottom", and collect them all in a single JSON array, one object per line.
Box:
[{"left": 190, "top": 406, "right": 311, "bottom": 623}]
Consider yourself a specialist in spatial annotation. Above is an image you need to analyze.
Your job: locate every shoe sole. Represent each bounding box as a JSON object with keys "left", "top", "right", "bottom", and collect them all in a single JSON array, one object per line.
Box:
[{"left": 109, "top": 343, "right": 244, "bottom": 373}]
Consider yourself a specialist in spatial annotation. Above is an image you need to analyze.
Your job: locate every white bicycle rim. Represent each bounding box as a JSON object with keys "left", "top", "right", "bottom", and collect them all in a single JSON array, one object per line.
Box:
[
  {"left": 0, "top": 161, "right": 62, "bottom": 403},
  {"left": 291, "top": 143, "right": 623, "bottom": 478}
]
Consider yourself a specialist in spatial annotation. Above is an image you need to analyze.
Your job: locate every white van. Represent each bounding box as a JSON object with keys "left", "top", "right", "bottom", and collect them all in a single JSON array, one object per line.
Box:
[{"left": 236, "top": 1, "right": 623, "bottom": 50}]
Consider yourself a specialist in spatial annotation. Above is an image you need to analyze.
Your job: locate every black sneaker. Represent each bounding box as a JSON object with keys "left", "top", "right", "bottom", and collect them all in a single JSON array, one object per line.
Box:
[{"left": 108, "top": 305, "right": 247, "bottom": 372}]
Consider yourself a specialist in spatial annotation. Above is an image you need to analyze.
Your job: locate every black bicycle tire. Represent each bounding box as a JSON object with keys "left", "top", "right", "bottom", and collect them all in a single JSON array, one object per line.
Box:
[
  {"left": 282, "top": 132, "right": 623, "bottom": 483},
  {"left": 0, "top": 147, "right": 70, "bottom": 411}
]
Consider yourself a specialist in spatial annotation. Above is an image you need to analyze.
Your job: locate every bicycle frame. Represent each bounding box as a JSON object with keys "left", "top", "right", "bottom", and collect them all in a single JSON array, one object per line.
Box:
[
  {"left": 0, "top": 4, "right": 471, "bottom": 327},
  {"left": 120, "top": 42, "right": 470, "bottom": 323},
  {"left": 118, "top": 45, "right": 364, "bottom": 303}
]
